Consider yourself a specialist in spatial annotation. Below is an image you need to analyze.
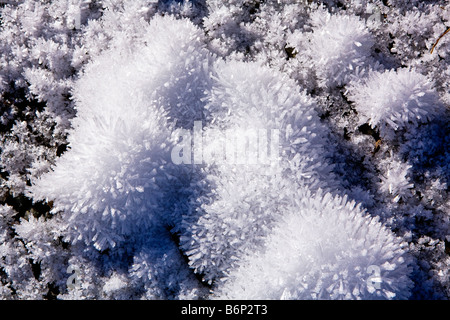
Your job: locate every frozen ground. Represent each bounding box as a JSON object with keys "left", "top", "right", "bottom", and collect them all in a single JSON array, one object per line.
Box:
[{"left": 0, "top": 0, "right": 448, "bottom": 300}]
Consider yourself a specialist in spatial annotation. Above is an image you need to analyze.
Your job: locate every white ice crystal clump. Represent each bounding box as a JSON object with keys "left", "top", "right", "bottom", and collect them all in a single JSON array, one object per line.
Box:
[
  {"left": 216, "top": 189, "right": 413, "bottom": 300},
  {"left": 297, "top": 10, "right": 375, "bottom": 88},
  {"left": 2, "top": 0, "right": 445, "bottom": 300},
  {"left": 0, "top": 205, "right": 45, "bottom": 299},
  {"left": 102, "top": 273, "right": 128, "bottom": 297},
  {"left": 128, "top": 228, "right": 205, "bottom": 300},
  {"left": 181, "top": 60, "right": 334, "bottom": 283},
  {"left": 28, "top": 15, "right": 212, "bottom": 251},
  {"left": 378, "top": 153, "right": 414, "bottom": 203},
  {"left": 346, "top": 68, "right": 440, "bottom": 137}
]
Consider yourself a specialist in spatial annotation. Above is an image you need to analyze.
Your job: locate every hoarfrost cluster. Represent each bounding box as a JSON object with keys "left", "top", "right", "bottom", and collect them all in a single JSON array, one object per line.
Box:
[{"left": 0, "top": 0, "right": 448, "bottom": 300}]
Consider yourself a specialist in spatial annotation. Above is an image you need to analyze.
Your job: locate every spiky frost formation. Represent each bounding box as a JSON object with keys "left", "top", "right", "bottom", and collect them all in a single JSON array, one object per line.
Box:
[
  {"left": 378, "top": 152, "right": 414, "bottom": 203},
  {"left": 0, "top": 205, "right": 45, "bottom": 299},
  {"left": 181, "top": 60, "right": 335, "bottom": 283},
  {"left": 28, "top": 15, "right": 212, "bottom": 251},
  {"left": 346, "top": 68, "right": 441, "bottom": 138},
  {"left": 0, "top": 0, "right": 447, "bottom": 300},
  {"left": 294, "top": 10, "right": 375, "bottom": 88},
  {"left": 216, "top": 189, "right": 413, "bottom": 300},
  {"left": 128, "top": 228, "right": 205, "bottom": 300},
  {"left": 203, "top": 0, "right": 262, "bottom": 57}
]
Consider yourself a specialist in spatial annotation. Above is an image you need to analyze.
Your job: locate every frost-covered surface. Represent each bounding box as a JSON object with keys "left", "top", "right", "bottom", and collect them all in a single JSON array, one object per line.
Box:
[{"left": 0, "top": 0, "right": 448, "bottom": 300}]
